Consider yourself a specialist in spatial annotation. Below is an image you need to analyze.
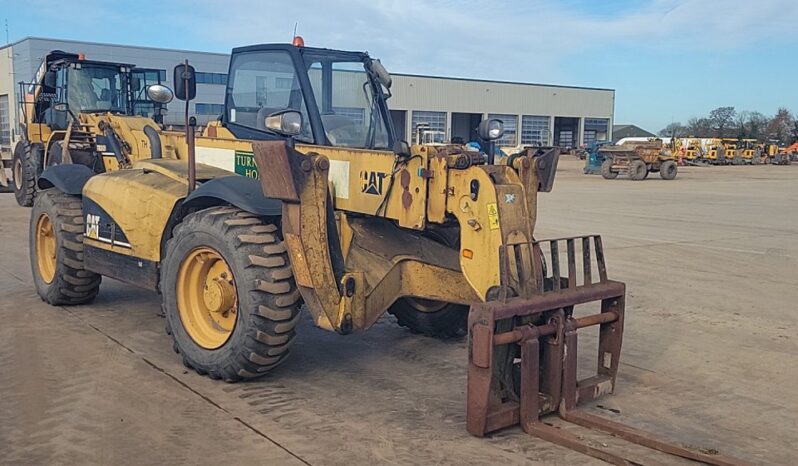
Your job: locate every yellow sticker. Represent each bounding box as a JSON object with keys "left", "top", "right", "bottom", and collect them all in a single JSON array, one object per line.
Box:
[{"left": 487, "top": 202, "right": 500, "bottom": 230}]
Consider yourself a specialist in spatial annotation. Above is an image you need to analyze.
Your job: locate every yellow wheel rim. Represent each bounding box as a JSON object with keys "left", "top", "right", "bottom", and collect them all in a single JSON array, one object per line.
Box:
[
  {"left": 176, "top": 247, "right": 238, "bottom": 349},
  {"left": 35, "top": 214, "right": 57, "bottom": 284}
]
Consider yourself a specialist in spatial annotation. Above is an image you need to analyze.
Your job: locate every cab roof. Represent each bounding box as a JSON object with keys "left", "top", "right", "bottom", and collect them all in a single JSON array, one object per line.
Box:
[{"left": 231, "top": 43, "right": 371, "bottom": 62}]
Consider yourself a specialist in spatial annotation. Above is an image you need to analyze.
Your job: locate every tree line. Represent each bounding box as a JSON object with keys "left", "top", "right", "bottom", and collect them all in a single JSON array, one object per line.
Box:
[{"left": 659, "top": 107, "right": 798, "bottom": 145}]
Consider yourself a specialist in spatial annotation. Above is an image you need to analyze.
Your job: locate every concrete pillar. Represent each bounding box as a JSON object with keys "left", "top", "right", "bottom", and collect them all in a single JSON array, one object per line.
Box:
[
  {"left": 578, "top": 117, "right": 585, "bottom": 147},
  {"left": 548, "top": 116, "right": 555, "bottom": 146}
]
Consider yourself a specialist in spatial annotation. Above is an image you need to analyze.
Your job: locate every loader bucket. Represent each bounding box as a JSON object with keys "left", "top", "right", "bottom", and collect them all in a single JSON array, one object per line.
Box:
[{"left": 466, "top": 235, "right": 750, "bottom": 466}]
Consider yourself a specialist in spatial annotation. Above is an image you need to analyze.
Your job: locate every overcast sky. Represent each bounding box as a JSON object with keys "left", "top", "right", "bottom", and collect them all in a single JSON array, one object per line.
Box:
[{"left": 3, "top": 0, "right": 796, "bottom": 132}]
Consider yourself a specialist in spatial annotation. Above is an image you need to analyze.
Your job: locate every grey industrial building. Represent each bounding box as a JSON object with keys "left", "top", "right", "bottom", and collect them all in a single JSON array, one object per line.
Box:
[{"left": 1, "top": 37, "right": 614, "bottom": 159}]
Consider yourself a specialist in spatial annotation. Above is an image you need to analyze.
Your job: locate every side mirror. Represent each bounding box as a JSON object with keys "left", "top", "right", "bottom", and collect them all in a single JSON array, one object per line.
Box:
[
  {"left": 44, "top": 71, "right": 57, "bottom": 89},
  {"left": 147, "top": 84, "right": 174, "bottom": 104},
  {"left": 370, "top": 59, "right": 392, "bottom": 89},
  {"left": 477, "top": 119, "right": 504, "bottom": 141},
  {"left": 173, "top": 64, "right": 196, "bottom": 101},
  {"left": 393, "top": 140, "right": 410, "bottom": 158},
  {"left": 265, "top": 110, "right": 302, "bottom": 136}
]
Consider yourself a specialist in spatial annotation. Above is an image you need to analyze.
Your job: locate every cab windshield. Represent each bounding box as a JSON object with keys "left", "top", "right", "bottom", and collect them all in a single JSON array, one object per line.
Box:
[
  {"left": 304, "top": 53, "right": 391, "bottom": 150},
  {"left": 67, "top": 65, "right": 128, "bottom": 113},
  {"left": 226, "top": 49, "right": 391, "bottom": 149}
]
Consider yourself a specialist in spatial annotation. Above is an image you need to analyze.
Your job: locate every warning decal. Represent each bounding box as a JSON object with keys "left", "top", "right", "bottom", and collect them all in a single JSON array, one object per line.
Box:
[{"left": 487, "top": 203, "right": 500, "bottom": 230}]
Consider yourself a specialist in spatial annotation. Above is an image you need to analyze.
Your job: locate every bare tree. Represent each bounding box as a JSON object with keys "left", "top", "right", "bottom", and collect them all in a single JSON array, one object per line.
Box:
[
  {"left": 686, "top": 117, "right": 712, "bottom": 137},
  {"left": 708, "top": 106, "right": 736, "bottom": 138},
  {"left": 746, "top": 112, "right": 769, "bottom": 141},
  {"left": 659, "top": 122, "right": 688, "bottom": 138},
  {"left": 767, "top": 108, "right": 794, "bottom": 144},
  {"left": 735, "top": 111, "right": 751, "bottom": 138}
]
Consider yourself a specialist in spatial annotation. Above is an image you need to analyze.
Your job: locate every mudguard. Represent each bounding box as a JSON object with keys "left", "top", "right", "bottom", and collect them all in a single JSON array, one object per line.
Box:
[
  {"left": 37, "top": 164, "right": 95, "bottom": 195},
  {"left": 182, "top": 175, "right": 282, "bottom": 217}
]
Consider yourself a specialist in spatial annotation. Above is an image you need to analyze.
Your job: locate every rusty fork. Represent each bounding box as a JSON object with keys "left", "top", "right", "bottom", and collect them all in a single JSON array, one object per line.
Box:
[{"left": 466, "top": 235, "right": 751, "bottom": 466}]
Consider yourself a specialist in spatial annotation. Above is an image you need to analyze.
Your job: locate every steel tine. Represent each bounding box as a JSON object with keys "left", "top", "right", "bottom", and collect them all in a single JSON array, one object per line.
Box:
[
  {"left": 550, "top": 240, "right": 560, "bottom": 290},
  {"left": 594, "top": 236, "right": 607, "bottom": 283},
  {"left": 582, "top": 237, "right": 592, "bottom": 285},
  {"left": 566, "top": 238, "right": 576, "bottom": 288}
]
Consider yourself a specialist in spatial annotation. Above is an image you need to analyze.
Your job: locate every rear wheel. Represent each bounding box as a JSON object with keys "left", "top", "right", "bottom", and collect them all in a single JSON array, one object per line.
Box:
[
  {"left": 659, "top": 160, "right": 677, "bottom": 180},
  {"left": 161, "top": 206, "right": 301, "bottom": 381},
  {"left": 13, "top": 143, "right": 37, "bottom": 207},
  {"left": 29, "top": 190, "right": 101, "bottom": 305},
  {"left": 600, "top": 159, "right": 618, "bottom": 179},
  {"left": 628, "top": 160, "right": 647, "bottom": 180}
]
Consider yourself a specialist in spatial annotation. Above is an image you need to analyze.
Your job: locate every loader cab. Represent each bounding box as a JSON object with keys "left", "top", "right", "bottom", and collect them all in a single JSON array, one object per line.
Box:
[
  {"left": 23, "top": 51, "right": 163, "bottom": 132},
  {"left": 222, "top": 43, "right": 395, "bottom": 150}
]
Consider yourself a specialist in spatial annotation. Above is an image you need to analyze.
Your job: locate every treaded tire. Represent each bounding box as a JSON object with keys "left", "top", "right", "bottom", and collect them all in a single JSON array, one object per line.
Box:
[
  {"left": 388, "top": 300, "right": 468, "bottom": 338},
  {"left": 628, "top": 160, "right": 647, "bottom": 180},
  {"left": 387, "top": 227, "right": 468, "bottom": 338},
  {"left": 600, "top": 159, "right": 618, "bottom": 179},
  {"left": 659, "top": 160, "right": 677, "bottom": 180},
  {"left": 13, "top": 142, "right": 37, "bottom": 207},
  {"left": 161, "top": 206, "right": 301, "bottom": 381},
  {"left": 30, "top": 189, "right": 101, "bottom": 305}
]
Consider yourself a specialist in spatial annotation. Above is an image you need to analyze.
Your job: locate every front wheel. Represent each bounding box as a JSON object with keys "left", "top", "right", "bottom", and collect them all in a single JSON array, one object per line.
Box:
[
  {"left": 161, "top": 207, "right": 301, "bottom": 381},
  {"left": 659, "top": 160, "right": 677, "bottom": 180},
  {"left": 388, "top": 298, "right": 468, "bottom": 338},
  {"left": 600, "top": 159, "right": 618, "bottom": 179}
]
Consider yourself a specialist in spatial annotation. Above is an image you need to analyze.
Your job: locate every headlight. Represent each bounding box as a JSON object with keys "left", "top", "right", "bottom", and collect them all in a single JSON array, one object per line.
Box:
[{"left": 477, "top": 119, "right": 504, "bottom": 141}]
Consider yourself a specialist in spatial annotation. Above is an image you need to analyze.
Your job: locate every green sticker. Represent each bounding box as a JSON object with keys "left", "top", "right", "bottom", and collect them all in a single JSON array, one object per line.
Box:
[{"left": 234, "top": 151, "right": 259, "bottom": 179}]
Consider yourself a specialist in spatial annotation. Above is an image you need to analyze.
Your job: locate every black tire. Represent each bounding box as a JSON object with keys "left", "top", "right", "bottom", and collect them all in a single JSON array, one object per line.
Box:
[
  {"left": 388, "top": 299, "right": 468, "bottom": 338},
  {"left": 387, "top": 227, "right": 468, "bottom": 338},
  {"left": 47, "top": 141, "right": 64, "bottom": 167},
  {"left": 600, "top": 159, "right": 618, "bottom": 179},
  {"left": 12, "top": 142, "right": 37, "bottom": 207},
  {"left": 628, "top": 160, "right": 647, "bottom": 180},
  {"left": 161, "top": 206, "right": 301, "bottom": 381},
  {"left": 659, "top": 160, "right": 677, "bottom": 180},
  {"left": 30, "top": 189, "right": 101, "bottom": 305}
]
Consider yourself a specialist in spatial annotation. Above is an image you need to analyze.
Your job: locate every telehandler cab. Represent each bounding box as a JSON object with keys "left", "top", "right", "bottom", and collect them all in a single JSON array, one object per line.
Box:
[
  {"left": 12, "top": 50, "right": 172, "bottom": 207},
  {"left": 30, "top": 41, "right": 746, "bottom": 465}
]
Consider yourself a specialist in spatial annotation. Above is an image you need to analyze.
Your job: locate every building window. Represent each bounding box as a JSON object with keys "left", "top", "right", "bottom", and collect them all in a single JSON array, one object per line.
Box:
[
  {"left": 0, "top": 95, "right": 10, "bottom": 149},
  {"left": 411, "top": 110, "right": 446, "bottom": 143},
  {"left": 584, "top": 118, "right": 610, "bottom": 145},
  {"left": 275, "top": 77, "right": 293, "bottom": 90},
  {"left": 488, "top": 113, "right": 518, "bottom": 146},
  {"left": 158, "top": 70, "right": 167, "bottom": 82},
  {"left": 332, "top": 106, "right": 365, "bottom": 126},
  {"left": 521, "top": 115, "right": 550, "bottom": 146},
  {"left": 195, "top": 103, "right": 225, "bottom": 115},
  {"left": 195, "top": 71, "right": 228, "bottom": 85}
]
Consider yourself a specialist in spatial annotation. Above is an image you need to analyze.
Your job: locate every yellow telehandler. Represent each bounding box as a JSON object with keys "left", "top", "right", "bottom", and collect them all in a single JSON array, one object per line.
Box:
[{"left": 28, "top": 40, "right": 746, "bottom": 465}]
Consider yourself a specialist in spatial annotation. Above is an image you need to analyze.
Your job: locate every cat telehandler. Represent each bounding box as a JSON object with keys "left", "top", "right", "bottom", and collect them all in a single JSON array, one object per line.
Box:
[
  {"left": 12, "top": 50, "right": 171, "bottom": 207},
  {"left": 29, "top": 40, "right": 746, "bottom": 465}
]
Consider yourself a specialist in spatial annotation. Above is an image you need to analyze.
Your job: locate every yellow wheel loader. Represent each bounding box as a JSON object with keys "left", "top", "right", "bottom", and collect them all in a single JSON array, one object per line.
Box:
[
  {"left": 13, "top": 50, "right": 172, "bottom": 207},
  {"left": 29, "top": 41, "right": 747, "bottom": 465}
]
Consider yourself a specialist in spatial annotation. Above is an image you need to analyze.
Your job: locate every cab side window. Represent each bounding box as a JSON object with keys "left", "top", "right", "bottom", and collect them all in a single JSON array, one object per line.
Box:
[{"left": 227, "top": 51, "right": 313, "bottom": 142}]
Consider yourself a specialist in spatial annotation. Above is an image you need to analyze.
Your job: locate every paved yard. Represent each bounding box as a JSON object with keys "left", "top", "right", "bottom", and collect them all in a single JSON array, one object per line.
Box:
[{"left": 1, "top": 158, "right": 795, "bottom": 465}]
